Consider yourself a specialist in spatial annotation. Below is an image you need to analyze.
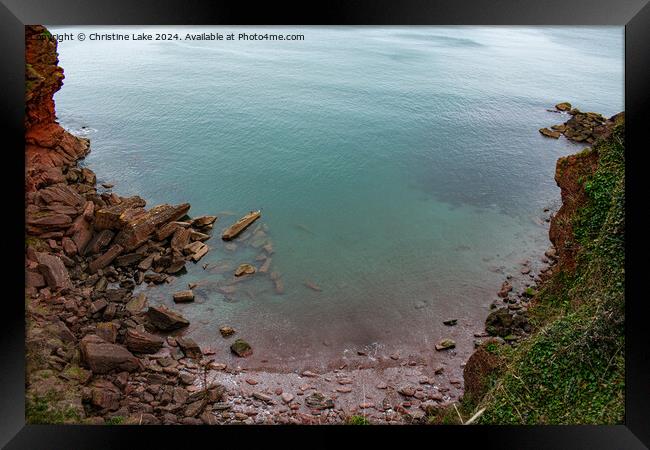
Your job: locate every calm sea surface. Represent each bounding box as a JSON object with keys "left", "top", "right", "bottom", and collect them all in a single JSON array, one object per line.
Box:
[{"left": 50, "top": 26, "right": 624, "bottom": 370}]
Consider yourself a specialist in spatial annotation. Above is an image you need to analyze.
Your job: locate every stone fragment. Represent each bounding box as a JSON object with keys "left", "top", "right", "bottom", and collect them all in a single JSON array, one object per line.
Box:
[
  {"left": 88, "top": 244, "right": 124, "bottom": 273},
  {"left": 173, "top": 290, "right": 194, "bottom": 303},
  {"left": 84, "top": 229, "right": 115, "bottom": 255},
  {"left": 191, "top": 216, "right": 217, "bottom": 228},
  {"left": 234, "top": 264, "right": 256, "bottom": 277},
  {"left": 435, "top": 339, "right": 456, "bottom": 351},
  {"left": 222, "top": 210, "right": 261, "bottom": 240},
  {"left": 219, "top": 326, "right": 235, "bottom": 337},
  {"left": 146, "top": 306, "right": 190, "bottom": 331}
]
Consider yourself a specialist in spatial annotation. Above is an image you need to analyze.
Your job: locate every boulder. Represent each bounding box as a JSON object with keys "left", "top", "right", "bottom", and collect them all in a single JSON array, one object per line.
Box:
[
  {"left": 38, "top": 183, "right": 85, "bottom": 207},
  {"left": 190, "top": 230, "right": 210, "bottom": 242},
  {"left": 125, "top": 328, "right": 164, "bottom": 354},
  {"left": 84, "top": 229, "right": 115, "bottom": 255},
  {"left": 93, "top": 196, "right": 147, "bottom": 231},
  {"left": 90, "top": 380, "right": 121, "bottom": 411},
  {"left": 26, "top": 270, "right": 46, "bottom": 288},
  {"left": 463, "top": 346, "right": 503, "bottom": 400},
  {"left": 177, "top": 337, "right": 202, "bottom": 359},
  {"left": 485, "top": 308, "right": 514, "bottom": 337},
  {"left": 80, "top": 335, "right": 141, "bottom": 374},
  {"left": 114, "top": 252, "right": 145, "bottom": 267},
  {"left": 554, "top": 102, "right": 572, "bottom": 111},
  {"left": 155, "top": 221, "right": 180, "bottom": 241},
  {"left": 34, "top": 251, "right": 72, "bottom": 290},
  {"left": 88, "top": 244, "right": 124, "bottom": 273},
  {"left": 125, "top": 293, "right": 148, "bottom": 314},
  {"left": 144, "top": 272, "right": 167, "bottom": 284},
  {"left": 230, "top": 339, "right": 253, "bottom": 357},
  {"left": 70, "top": 216, "right": 94, "bottom": 254},
  {"left": 219, "top": 326, "right": 235, "bottom": 337},
  {"left": 173, "top": 290, "right": 194, "bottom": 303},
  {"left": 114, "top": 203, "right": 191, "bottom": 251},
  {"left": 146, "top": 305, "right": 190, "bottom": 331},
  {"left": 171, "top": 227, "right": 192, "bottom": 251},
  {"left": 191, "top": 216, "right": 217, "bottom": 228},
  {"left": 539, "top": 128, "right": 561, "bottom": 139},
  {"left": 137, "top": 254, "right": 155, "bottom": 271}
]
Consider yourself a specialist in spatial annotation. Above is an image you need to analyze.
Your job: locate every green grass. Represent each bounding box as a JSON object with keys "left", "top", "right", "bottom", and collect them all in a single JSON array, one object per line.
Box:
[
  {"left": 26, "top": 392, "right": 81, "bottom": 424},
  {"left": 346, "top": 415, "right": 371, "bottom": 425},
  {"left": 106, "top": 416, "right": 124, "bottom": 425},
  {"left": 452, "top": 123, "right": 625, "bottom": 425}
]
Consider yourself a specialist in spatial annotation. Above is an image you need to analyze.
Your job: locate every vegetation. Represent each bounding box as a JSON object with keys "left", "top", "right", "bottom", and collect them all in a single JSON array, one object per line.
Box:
[
  {"left": 106, "top": 416, "right": 124, "bottom": 425},
  {"left": 346, "top": 415, "right": 371, "bottom": 425},
  {"left": 439, "top": 124, "right": 625, "bottom": 425},
  {"left": 26, "top": 392, "right": 81, "bottom": 424}
]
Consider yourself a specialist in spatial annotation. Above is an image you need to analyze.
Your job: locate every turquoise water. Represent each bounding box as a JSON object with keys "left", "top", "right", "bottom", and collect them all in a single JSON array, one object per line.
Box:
[{"left": 50, "top": 26, "right": 624, "bottom": 369}]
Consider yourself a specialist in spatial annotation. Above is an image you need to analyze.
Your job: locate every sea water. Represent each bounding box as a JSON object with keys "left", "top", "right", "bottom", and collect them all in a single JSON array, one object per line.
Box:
[{"left": 50, "top": 26, "right": 624, "bottom": 369}]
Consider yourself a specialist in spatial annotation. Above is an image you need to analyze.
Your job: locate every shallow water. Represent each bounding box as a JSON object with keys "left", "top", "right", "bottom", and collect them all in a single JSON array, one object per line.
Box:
[{"left": 50, "top": 26, "right": 624, "bottom": 369}]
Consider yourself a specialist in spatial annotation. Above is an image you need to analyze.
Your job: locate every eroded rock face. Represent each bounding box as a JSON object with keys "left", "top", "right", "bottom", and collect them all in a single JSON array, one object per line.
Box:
[
  {"left": 80, "top": 335, "right": 141, "bottom": 374},
  {"left": 463, "top": 346, "right": 503, "bottom": 401},
  {"left": 549, "top": 148, "right": 599, "bottom": 272},
  {"left": 25, "top": 26, "right": 90, "bottom": 192}
]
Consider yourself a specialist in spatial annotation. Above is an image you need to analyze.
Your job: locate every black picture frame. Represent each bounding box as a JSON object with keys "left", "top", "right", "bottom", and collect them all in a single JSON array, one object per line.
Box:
[{"left": 1, "top": 0, "right": 648, "bottom": 448}]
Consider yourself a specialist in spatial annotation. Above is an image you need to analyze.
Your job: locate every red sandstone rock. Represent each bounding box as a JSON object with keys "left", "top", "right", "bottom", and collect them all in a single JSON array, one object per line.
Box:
[
  {"left": 80, "top": 334, "right": 141, "bottom": 374},
  {"left": 125, "top": 328, "right": 164, "bottom": 354},
  {"left": 88, "top": 243, "right": 124, "bottom": 273},
  {"left": 34, "top": 251, "right": 72, "bottom": 290},
  {"left": 114, "top": 203, "right": 191, "bottom": 252},
  {"left": 94, "top": 196, "right": 147, "bottom": 231}
]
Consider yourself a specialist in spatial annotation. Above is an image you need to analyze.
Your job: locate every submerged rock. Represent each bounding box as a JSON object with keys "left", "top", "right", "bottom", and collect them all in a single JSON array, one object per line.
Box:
[
  {"left": 173, "top": 290, "right": 195, "bottom": 303},
  {"left": 435, "top": 339, "right": 456, "bottom": 351},
  {"left": 219, "top": 326, "right": 235, "bottom": 337},
  {"left": 234, "top": 263, "right": 256, "bottom": 277},
  {"left": 304, "top": 280, "right": 322, "bottom": 292},
  {"left": 230, "top": 339, "right": 253, "bottom": 357},
  {"left": 443, "top": 319, "right": 458, "bottom": 326},
  {"left": 222, "top": 210, "right": 261, "bottom": 240}
]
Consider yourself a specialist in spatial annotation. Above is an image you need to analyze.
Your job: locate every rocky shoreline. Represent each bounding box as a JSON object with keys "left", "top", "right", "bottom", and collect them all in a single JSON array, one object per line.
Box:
[
  {"left": 26, "top": 25, "right": 473, "bottom": 425},
  {"left": 25, "top": 24, "right": 617, "bottom": 425}
]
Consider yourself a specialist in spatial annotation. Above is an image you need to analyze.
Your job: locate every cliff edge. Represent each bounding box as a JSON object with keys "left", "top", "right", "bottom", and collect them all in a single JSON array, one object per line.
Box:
[{"left": 25, "top": 25, "right": 89, "bottom": 192}]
